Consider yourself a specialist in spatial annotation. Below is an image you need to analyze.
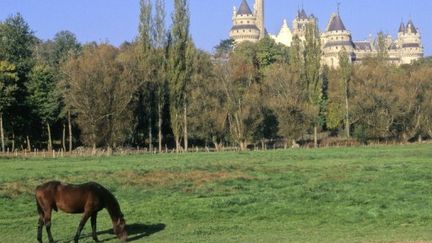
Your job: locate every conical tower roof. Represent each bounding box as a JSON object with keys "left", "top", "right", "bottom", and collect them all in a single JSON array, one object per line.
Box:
[
  {"left": 406, "top": 20, "right": 418, "bottom": 34},
  {"left": 327, "top": 13, "right": 346, "bottom": 31},
  {"left": 237, "top": 0, "right": 252, "bottom": 15},
  {"left": 278, "top": 19, "right": 292, "bottom": 35},
  {"left": 398, "top": 22, "right": 406, "bottom": 33},
  {"left": 297, "top": 8, "right": 308, "bottom": 19}
]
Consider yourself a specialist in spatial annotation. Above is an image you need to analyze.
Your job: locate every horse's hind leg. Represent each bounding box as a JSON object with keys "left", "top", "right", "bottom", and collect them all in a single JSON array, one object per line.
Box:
[
  {"left": 91, "top": 212, "right": 99, "bottom": 242},
  {"left": 73, "top": 212, "right": 91, "bottom": 242},
  {"left": 43, "top": 210, "right": 54, "bottom": 243},
  {"left": 36, "top": 197, "right": 44, "bottom": 242},
  {"left": 37, "top": 216, "right": 43, "bottom": 243}
]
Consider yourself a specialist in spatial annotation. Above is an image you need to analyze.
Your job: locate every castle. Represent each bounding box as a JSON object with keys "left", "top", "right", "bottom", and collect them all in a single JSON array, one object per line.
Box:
[{"left": 229, "top": 0, "right": 424, "bottom": 67}]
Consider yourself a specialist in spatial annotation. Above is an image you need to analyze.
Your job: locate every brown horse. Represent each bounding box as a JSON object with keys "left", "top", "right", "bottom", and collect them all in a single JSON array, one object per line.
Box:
[{"left": 35, "top": 181, "right": 128, "bottom": 243}]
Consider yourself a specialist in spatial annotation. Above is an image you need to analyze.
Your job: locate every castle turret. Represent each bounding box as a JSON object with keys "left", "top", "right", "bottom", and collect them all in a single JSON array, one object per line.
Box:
[
  {"left": 230, "top": 0, "right": 260, "bottom": 43},
  {"left": 321, "top": 11, "right": 354, "bottom": 68},
  {"left": 292, "top": 8, "right": 317, "bottom": 40},
  {"left": 397, "top": 19, "right": 423, "bottom": 64},
  {"left": 254, "top": 0, "right": 265, "bottom": 39},
  {"left": 398, "top": 22, "right": 406, "bottom": 34}
]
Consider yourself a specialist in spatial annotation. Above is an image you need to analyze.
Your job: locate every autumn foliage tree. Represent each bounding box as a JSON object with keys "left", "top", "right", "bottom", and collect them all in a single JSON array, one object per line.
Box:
[{"left": 61, "top": 44, "right": 138, "bottom": 151}]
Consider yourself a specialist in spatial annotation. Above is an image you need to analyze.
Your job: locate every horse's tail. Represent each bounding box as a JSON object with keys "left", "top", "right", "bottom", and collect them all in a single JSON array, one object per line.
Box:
[
  {"left": 35, "top": 188, "right": 44, "bottom": 217},
  {"left": 35, "top": 190, "right": 44, "bottom": 217}
]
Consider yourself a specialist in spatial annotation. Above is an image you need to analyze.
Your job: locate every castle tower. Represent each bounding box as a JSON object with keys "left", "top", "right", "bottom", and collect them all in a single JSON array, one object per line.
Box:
[
  {"left": 254, "top": 0, "right": 265, "bottom": 39},
  {"left": 230, "top": 0, "right": 260, "bottom": 43},
  {"left": 321, "top": 10, "right": 354, "bottom": 68},
  {"left": 292, "top": 8, "right": 317, "bottom": 41},
  {"left": 398, "top": 19, "right": 424, "bottom": 64}
]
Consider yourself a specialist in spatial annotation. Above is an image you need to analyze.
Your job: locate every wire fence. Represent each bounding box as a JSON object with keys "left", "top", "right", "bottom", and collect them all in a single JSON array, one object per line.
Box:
[{"left": 0, "top": 139, "right": 429, "bottom": 159}]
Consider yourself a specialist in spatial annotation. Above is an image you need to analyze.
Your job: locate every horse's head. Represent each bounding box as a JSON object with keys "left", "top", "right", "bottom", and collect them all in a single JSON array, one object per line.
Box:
[{"left": 113, "top": 215, "right": 128, "bottom": 242}]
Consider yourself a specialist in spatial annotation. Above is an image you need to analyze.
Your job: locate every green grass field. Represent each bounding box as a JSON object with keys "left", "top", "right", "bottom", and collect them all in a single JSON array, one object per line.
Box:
[{"left": 1, "top": 144, "right": 432, "bottom": 243}]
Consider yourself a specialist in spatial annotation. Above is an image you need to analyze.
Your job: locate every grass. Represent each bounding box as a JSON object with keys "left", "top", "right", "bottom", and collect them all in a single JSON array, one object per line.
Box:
[{"left": 1, "top": 144, "right": 432, "bottom": 242}]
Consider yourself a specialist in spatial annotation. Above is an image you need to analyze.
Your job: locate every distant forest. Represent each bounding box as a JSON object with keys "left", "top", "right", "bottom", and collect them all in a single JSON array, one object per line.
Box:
[{"left": 0, "top": 0, "right": 431, "bottom": 153}]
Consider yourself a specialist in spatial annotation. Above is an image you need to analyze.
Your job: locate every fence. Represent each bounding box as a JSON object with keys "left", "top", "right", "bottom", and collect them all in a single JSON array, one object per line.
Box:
[{"left": 0, "top": 139, "right": 429, "bottom": 159}]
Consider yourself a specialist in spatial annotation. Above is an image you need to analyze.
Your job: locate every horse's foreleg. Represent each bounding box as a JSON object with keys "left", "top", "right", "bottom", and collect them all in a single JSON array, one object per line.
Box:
[
  {"left": 91, "top": 212, "right": 99, "bottom": 242},
  {"left": 37, "top": 216, "right": 43, "bottom": 243},
  {"left": 73, "top": 213, "right": 91, "bottom": 243}
]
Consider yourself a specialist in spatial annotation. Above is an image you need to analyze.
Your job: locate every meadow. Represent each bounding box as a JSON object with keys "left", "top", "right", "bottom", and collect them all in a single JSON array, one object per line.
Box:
[{"left": 1, "top": 144, "right": 432, "bottom": 242}]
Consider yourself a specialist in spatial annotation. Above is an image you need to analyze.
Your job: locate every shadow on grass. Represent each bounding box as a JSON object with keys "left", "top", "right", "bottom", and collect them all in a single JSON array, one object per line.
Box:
[{"left": 76, "top": 223, "right": 166, "bottom": 242}]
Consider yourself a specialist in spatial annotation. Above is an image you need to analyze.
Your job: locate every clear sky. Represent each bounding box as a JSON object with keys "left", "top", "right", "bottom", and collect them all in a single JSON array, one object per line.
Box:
[{"left": 0, "top": 0, "right": 431, "bottom": 55}]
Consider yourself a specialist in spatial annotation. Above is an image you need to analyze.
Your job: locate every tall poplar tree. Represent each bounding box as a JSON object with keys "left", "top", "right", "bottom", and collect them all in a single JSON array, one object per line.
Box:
[
  {"left": 338, "top": 47, "right": 352, "bottom": 138},
  {"left": 153, "top": 0, "right": 168, "bottom": 152},
  {"left": 138, "top": 0, "right": 155, "bottom": 150},
  {"left": 168, "top": 0, "right": 191, "bottom": 152},
  {"left": 303, "top": 23, "right": 322, "bottom": 147}
]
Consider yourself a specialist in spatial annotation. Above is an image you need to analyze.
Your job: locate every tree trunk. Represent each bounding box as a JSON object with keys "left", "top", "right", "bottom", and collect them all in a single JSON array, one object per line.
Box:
[
  {"left": 148, "top": 116, "right": 153, "bottom": 152},
  {"left": 92, "top": 129, "right": 97, "bottom": 155},
  {"left": 183, "top": 103, "right": 188, "bottom": 152},
  {"left": 62, "top": 123, "right": 66, "bottom": 152},
  {"left": 345, "top": 89, "right": 350, "bottom": 138},
  {"left": 92, "top": 143, "right": 96, "bottom": 155},
  {"left": 0, "top": 114, "right": 4, "bottom": 153},
  {"left": 314, "top": 125, "right": 318, "bottom": 148},
  {"left": 213, "top": 143, "right": 220, "bottom": 152},
  {"left": 175, "top": 137, "right": 180, "bottom": 153},
  {"left": 68, "top": 111, "right": 73, "bottom": 152},
  {"left": 174, "top": 113, "right": 180, "bottom": 153},
  {"left": 12, "top": 132, "right": 15, "bottom": 152},
  {"left": 47, "top": 123, "right": 52, "bottom": 151},
  {"left": 212, "top": 138, "right": 222, "bottom": 152},
  {"left": 26, "top": 135, "right": 31, "bottom": 151},
  {"left": 239, "top": 141, "right": 247, "bottom": 151},
  {"left": 158, "top": 103, "right": 162, "bottom": 152}
]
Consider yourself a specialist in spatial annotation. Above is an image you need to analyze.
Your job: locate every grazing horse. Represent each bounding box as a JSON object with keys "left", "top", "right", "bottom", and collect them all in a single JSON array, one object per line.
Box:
[{"left": 35, "top": 181, "right": 128, "bottom": 243}]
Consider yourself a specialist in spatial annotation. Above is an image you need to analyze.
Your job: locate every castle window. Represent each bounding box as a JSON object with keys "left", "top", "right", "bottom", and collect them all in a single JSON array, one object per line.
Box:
[{"left": 247, "top": 21, "right": 250, "bottom": 23}]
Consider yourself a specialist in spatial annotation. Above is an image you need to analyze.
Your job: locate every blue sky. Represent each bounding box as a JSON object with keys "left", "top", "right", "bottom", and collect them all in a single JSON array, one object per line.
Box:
[{"left": 0, "top": 0, "right": 431, "bottom": 55}]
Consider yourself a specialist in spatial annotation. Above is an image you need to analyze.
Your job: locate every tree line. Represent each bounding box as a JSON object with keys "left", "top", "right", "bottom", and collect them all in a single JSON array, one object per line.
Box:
[{"left": 0, "top": 2, "right": 431, "bottom": 153}]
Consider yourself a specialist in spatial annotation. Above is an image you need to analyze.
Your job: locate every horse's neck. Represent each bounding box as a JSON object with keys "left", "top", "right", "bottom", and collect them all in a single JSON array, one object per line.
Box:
[{"left": 105, "top": 194, "right": 121, "bottom": 221}]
